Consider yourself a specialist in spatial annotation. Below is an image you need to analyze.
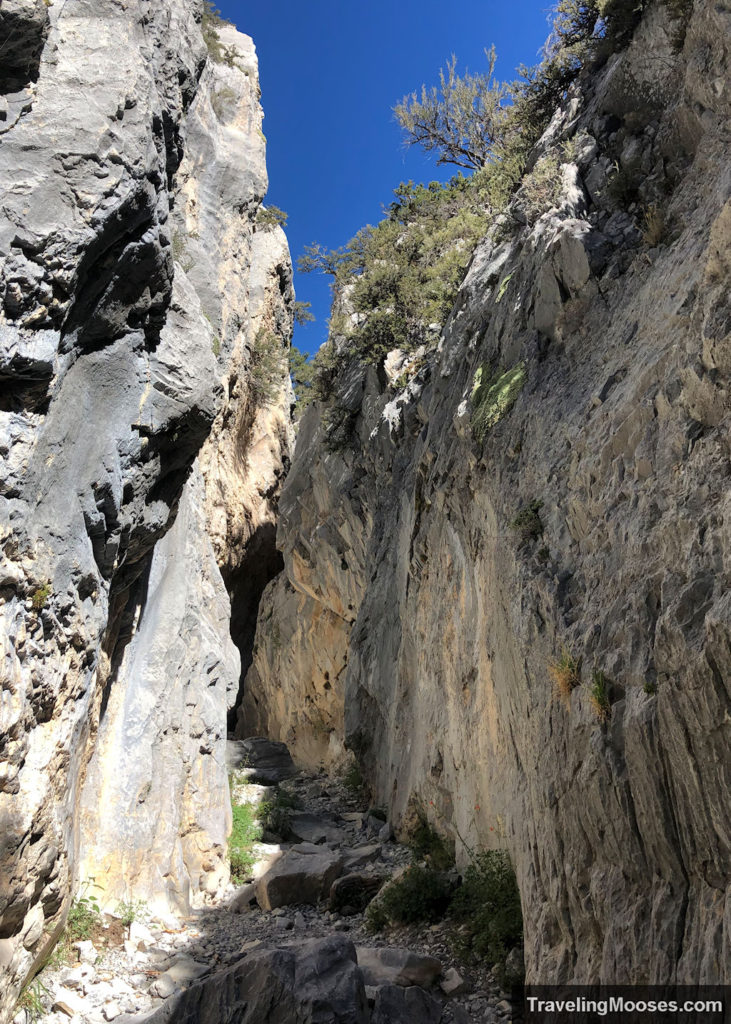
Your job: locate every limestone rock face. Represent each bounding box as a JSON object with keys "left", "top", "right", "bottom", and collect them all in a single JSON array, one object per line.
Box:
[
  {"left": 0, "top": 2, "right": 291, "bottom": 1015},
  {"left": 246, "top": 0, "right": 730, "bottom": 986}
]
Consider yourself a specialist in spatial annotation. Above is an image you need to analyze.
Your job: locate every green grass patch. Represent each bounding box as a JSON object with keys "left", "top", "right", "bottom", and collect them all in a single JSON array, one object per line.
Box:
[{"left": 471, "top": 362, "right": 526, "bottom": 440}]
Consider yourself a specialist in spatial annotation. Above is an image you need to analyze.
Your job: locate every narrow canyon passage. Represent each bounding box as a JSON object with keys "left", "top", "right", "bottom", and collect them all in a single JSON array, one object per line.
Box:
[{"left": 0, "top": 0, "right": 729, "bottom": 1021}]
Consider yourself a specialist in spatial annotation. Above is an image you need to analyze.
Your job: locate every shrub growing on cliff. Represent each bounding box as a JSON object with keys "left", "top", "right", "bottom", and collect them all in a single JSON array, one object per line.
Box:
[
  {"left": 394, "top": 48, "right": 510, "bottom": 170},
  {"left": 30, "top": 582, "right": 51, "bottom": 610},
  {"left": 201, "top": 2, "right": 230, "bottom": 63},
  {"left": 299, "top": 178, "right": 488, "bottom": 365},
  {"left": 256, "top": 205, "right": 288, "bottom": 230},
  {"left": 249, "top": 328, "right": 286, "bottom": 406},
  {"left": 409, "top": 811, "right": 455, "bottom": 871},
  {"left": 510, "top": 500, "right": 544, "bottom": 543}
]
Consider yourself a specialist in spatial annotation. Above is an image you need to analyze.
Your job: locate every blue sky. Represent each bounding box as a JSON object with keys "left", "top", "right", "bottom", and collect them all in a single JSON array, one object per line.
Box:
[{"left": 215, "top": 1, "right": 554, "bottom": 355}]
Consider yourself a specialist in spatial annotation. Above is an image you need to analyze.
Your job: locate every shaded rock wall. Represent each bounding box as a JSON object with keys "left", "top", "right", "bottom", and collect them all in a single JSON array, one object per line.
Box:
[
  {"left": 0, "top": 1, "right": 291, "bottom": 1016},
  {"left": 245, "top": 0, "right": 730, "bottom": 985}
]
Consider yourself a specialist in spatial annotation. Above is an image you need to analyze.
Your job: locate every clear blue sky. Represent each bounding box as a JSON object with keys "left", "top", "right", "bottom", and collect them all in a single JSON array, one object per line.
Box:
[{"left": 215, "top": 0, "right": 554, "bottom": 355}]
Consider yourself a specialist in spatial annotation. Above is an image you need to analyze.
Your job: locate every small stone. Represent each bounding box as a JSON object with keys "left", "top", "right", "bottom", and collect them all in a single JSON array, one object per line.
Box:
[
  {"left": 75, "top": 940, "right": 98, "bottom": 964},
  {"left": 440, "top": 966, "right": 471, "bottom": 996},
  {"left": 103, "top": 1002, "right": 121, "bottom": 1021},
  {"left": 275, "top": 916, "right": 293, "bottom": 930},
  {"left": 293, "top": 912, "right": 306, "bottom": 929},
  {"left": 149, "top": 973, "right": 178, "bottom": 998},
  {"left": 53, "top": 988, "right": 88, "bottom": 1017}
]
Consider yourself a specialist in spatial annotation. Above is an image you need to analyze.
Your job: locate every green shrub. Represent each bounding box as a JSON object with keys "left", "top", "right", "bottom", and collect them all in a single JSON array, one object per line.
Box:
[
  {"left": 365, "top": 863, "right": 452, "bottom": 931},
  {"left": 256, "top": 205, "right": 289, "bottom": 229},
  {"left": 67, "top": 890, "right": 102, "bottom": 942},
  {"left": 229, "top": 802, "right": 262, "bottom": 883},
  {"left": 510, "top": 500, "right": 544, "bottom": 543},
  {"left": 114, "top": 899, "right": 147, "bottom": 928},
  {"left": 394, "top": 47, "right": 510, "bottom": 171},
  {"left": 201, "top": 2, "right": 233, "bottom": 64},
  {"left": 259, "top": 788, "right": 300, "bottom": 838},
  {"left": 471, "top": 362, "right": 526, "bottom": 440},
  {"left": 450, "top": 850, "right": 523, "bottom": 982},
  {"left": 521, "top": 153, "right": 565, "bottom": 220},
  {"left": 293, "top": 301, "right": 314, "bottom": 325},
  {"left": 322, "top": 403, "right": 357, "bottom": 453},
  {"left": 299, "top": 178, "right": 488, "bottom": 366},
  {"left": 249, "top": 328, "right": 285, "bottom": 406}
]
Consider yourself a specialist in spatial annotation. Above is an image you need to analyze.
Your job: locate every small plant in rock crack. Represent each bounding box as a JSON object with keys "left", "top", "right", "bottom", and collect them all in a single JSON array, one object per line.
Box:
[
  {"left": 16, "top": 979, "right": 50, "bottom": 1022},
  {"left": 548, "top": 646, "right": 582, "bottom": 705},
  {"left": 30, "top": 582, "right": 51, "bottom": 610},
  {"left": 509, "top": 499, "right": 544, "bottom": 543},
  {"left": 641, "top": 204, "right": 666, "bottom": 247},
  {"left": 114, "top": 898, "right": 147, "bottom": 928},
  {"left": 588, "top": 668, "right": 612, "bottom": 722},
  {"left": 342, "top": 760, "right": 364, "bottom": 799}
]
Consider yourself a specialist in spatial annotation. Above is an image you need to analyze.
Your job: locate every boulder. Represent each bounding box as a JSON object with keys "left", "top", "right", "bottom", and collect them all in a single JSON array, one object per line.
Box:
[
  {"left": 371, "top": 984, "right": 443, "bottom": 1023},
  {"left": 342, "top": 845, "right": 383, "bottom": 871},
  {"left": 135, "top": 936, "right": 368, "bottom": 1023},
  {"left": 256, "top": 846, "right": 344, "bottom": 910},
  {"left": 356, "top": 947, "right": 442, "bottom": 989},
  {"left": 227, "top": 738, "right": 297, "bottom": 785},
  {"left": 288, "top": 812, "right": 344, "bottom": 845},
  {"left": 329, "top": 873, "right": 386, "bottom": 914}
]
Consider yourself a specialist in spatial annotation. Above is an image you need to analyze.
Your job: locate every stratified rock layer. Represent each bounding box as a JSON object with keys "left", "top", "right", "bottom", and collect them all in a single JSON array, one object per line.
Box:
[
  {"left": 245, "top": 0, "right": 730, "bottom": 985},
  {"left": 0, "top": 2, "right": 291, "bottom": 1016}
]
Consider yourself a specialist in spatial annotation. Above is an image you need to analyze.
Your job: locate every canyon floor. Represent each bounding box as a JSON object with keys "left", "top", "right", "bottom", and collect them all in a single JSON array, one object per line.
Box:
[{"left": 20, "top": 752, "right": 513, "bottom": 1024}]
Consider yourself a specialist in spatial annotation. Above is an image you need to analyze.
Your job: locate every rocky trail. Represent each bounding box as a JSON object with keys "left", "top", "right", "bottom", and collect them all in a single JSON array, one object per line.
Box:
[{"left": 21, "top": 740, "right": 513, "bottom": 1024}]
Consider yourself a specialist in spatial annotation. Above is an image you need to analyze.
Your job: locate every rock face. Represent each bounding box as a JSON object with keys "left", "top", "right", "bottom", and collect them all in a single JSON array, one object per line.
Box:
[
  {"left": 0, "top": 1, "right": 291, "bottom": 1015},
  {"left": 245, "top": 0, "right": 730, "bottom": 987}
]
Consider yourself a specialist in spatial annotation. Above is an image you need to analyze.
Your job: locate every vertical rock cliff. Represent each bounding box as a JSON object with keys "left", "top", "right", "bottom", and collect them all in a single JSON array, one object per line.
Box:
[
  {"left": 0, "top": 1, "right": 291, "bottom": 1015},
  {"left": 243, "top": 0, "right": 730, "bottom": 985}
]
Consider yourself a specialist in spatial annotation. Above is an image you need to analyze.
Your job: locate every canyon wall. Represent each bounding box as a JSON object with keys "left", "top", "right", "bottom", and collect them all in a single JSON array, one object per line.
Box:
[
  {"left": 0, "top": 0, "right": 291, "bottom": 1015},
  {"left": 243, "top": 0, "right": 730, "bottom": 984}
]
